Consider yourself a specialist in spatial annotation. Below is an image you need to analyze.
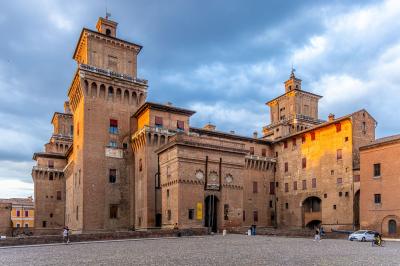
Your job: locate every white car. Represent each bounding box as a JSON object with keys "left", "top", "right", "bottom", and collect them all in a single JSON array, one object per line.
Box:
[{"left": 348, "top": 230, "right": 377, "bottom": 242}]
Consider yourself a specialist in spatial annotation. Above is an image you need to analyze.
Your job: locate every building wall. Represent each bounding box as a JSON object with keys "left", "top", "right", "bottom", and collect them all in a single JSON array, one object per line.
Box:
[
  {"left": 274, "top": 119, "right": 355, "bottom": 230},
  {"left": 360, "top": 141, "right": 400, "bottom": 237},
  {"left": 0, "top": 203, "right": 12, "bottom": 236}
]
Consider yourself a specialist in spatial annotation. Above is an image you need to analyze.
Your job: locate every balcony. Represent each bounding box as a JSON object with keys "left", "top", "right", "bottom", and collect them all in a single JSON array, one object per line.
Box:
[
  {"left": 245, "top": 154, "right": 276, "bottom": 163},
  {"left": 32, "top": 166, "right": 64, "bottom": 173},
  {"left": 79, "top": 64, "right": 148, "bottom": 85}
]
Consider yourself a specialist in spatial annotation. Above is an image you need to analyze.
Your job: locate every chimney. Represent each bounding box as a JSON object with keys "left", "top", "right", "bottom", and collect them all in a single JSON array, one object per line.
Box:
[
  {"left": 203, "top": 123, "right": 216, "bottom": 131},
  {"left": 253, "top": 131, "right": 258, "bottom": 139},
  {"left": 328, "top": 113, "right": 335, "bottom": 122}
]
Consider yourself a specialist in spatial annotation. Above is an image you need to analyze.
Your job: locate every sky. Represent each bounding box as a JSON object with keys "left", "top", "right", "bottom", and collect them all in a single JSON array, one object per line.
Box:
[{"left": 1, "top": 0, "right": 399, "bottom": 198}]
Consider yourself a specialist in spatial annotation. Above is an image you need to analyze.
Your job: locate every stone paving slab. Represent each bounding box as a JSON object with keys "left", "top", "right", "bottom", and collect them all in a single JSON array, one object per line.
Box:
[{"left": 0, "top": 234, "right": 399, "bottom": 266}]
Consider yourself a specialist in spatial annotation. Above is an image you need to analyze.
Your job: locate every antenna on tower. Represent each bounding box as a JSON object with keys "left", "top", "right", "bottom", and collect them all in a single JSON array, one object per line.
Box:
[
  {"left": 105, "top": 0, "right": 111, "bottom": 19},
  {"left": 290, "top": 63, "right": 296, "bottom": 78}
]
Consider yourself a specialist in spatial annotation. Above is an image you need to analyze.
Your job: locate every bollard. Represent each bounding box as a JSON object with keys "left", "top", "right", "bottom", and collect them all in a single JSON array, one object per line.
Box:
[
  {"left": 223, "top": 229, "right": 227, "bottom": 236},
  {"left": 247, "top": 229, "right": 252, "bottom": 236}
]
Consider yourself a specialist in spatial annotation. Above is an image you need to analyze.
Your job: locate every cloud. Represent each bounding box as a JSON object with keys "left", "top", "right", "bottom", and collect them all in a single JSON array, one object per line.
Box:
[
  {"left": 0, "top": 180, "right": 33, "bottom": 199},
  {"left": 189, "top": 101, "right": 267, "bottom": 136}
]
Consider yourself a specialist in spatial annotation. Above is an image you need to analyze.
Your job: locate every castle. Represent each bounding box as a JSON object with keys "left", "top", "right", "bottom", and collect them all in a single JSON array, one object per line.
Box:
[{"left": 32, "top": 17, "right": 376, "bottom": 234}]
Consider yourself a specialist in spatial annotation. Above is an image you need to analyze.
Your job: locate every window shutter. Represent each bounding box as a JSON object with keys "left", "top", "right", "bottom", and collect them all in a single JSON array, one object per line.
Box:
[{"left": 110, "top": 119, "right": 118, "bottom": 127}]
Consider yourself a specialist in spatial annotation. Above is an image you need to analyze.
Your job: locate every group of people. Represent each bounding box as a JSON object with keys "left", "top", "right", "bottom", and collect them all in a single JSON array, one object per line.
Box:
[{"left": 314, "top": 226, "right": 325, "bottom": 242}]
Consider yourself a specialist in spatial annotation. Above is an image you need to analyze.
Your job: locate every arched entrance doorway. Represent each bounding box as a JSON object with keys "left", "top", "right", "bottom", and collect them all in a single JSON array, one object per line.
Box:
[
  {"left": 389, "top": 219, "right": 397, "bottom": 235},
  {"left": 306, "top": 220, "right": 322, "bottom": 229},
  {"left": 302, "top": 196, "right": 322, "bottom": 228},
  {"left": 353, "top": 190, "right": 360, "bottom": 229},
  {"left": 204, "top": 195, "right": 219, "bottom": 233}
]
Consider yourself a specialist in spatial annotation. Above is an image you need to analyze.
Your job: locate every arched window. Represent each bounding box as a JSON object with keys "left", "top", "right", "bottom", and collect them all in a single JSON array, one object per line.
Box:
[
  {"left": 108, "top": 87, "right": 114, "bottom": 101},
  {"left": 389, "top": 219, "right": 397, "bottom": 234},
  {"left": 91, "top": 82, "right": 97, "bottom": 98},
  {"left": 106, "top": 29, "right": 111, "bottom": 36},
  {"left": 99, "top": 84, "right": 106, "bottom": 99},
  {"left": 124, "top": 90, "right": 129, "bottom": 104},
  {"left": 49, "top": 173, "right": 53, "bottom": 181}
]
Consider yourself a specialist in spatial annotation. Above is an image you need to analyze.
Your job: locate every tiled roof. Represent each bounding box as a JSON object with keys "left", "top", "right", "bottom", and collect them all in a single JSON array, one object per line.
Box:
[{"left": 360, "top": 134, "right": 400, "bottom": 150}]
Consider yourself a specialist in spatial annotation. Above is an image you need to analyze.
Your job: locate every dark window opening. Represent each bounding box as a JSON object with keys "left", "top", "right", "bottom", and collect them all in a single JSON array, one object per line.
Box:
[
  {"left": 253, "top": 182, "right": 258, "bottom": 193},
  {"left": 155, "top": 116, "right": 163, "bottom": 127},
  {"left": 333, "top": 205, "right": 337, "bottom": 210},
  {"left": 285, "top": 183, "right": 289, "bottom": 192},
  {"left": 253, "top": 211, "right": 258, "bottom": 222},
  {"left": 56, "top": 191, "right": 62, "bottom": 200},
  {"left": 50, "top": 213, "right": 53, "bottom": 218},
  {"left": 243, "top": 210, "right": 246, "bottom": 222},
  {"left": 25, "top": 211, "right": 28, "bottom": 217},
  {"left": 110, "top": 205, "right": 118, "bottom": 219},
  {"left": 339, "top": 192, "right": 343, "bottom": 197},
  {"left": 224, "top": 204, "right": 229, "bottom": 220},
  {"left": 284, "top": 162, "right": 288, "bottom": 172},
  {"left": 302, "top": 180, "right": 307, "bottom": 190},
  {"left": 109, "top": 169, "right": 117, "bottom": 183},
  {"left": 302, "top": 158, "right": 307, "bottom": 169},
  {"left": 374, "top": 194, "right": 381, "bottom": 204},
  {"left": 373, "top": 163, "right": 381, "bottom": 177},
  {"left": 283, "top": 141, "right": 288, "bottom": 149},
  {"left": 285, "top": 203, "right": 289, "bottom": 209},
  {"left": 336, "top": 123, "right": 342, "bottom": 132},
  {"left": 269, "top": 182, "right": 275, "bottom": 195},
  {"left": 177, "top": 120, "right": 185, "bottom": 131},
  {"left": 312, "top": 178, "right": 316, "bottom": 188},
  {"left": 42, "top": 221, "right": 47, "bottom": 227},
  {"left": 188, "top": 209, "right": 194, "bottom": 220},
  {"left": 262, "top": 149, "right": 266, "bottom": 157},
  {"left": 106, "top": 28, "right": 111, "bottom": 36},
  {"left": 337, "top": 149, "right": 342, "bottom": 160},
  {"left": 293, "top": 181, "right": 297, "bottom": 190},
  {"left": 48, "top": 160, "right": 54, "bottom": 169},
  {"left": 337, "top": 178, "right": 343, "bottom": 184},
  {"left": 49, "top": 173, "right": 53, "bottom": 181},
  {"left": 167, "top": 210, "right": 171, "bottom": 220},
  {"left": 311, "top": 132, "right": 315, "bottom": 141},
  {"left": 324, "top": 193, "right": 327, "bottom": 198},
  {"left": 249, "top": 147, "right": 254, "bottom": 155},
  {"left": 269, "top": 200, "right": 273, "bottom": 208}
]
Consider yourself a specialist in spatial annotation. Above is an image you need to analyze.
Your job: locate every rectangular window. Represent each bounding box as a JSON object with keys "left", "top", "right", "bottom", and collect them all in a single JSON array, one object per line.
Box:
[
  {"left": 262, "top": 149, "right": 266, "bottom": 157},
  {"left": 188, "top": 209, "right": 194, "bottom": 220},
  {"left": 374, "top": 194, "right": 381, "bottom": 204},
  {"left": 312, "top": 178, "right": 316, "bottom": 188},
  {"left": 373, "top": 163, "right": 381, "bottom": 177},
  {"left": 167, "top": 210, "right": 171, "bottom": 220},
  {"left": 109, "top": 169, "right": 117, "bottom": 183},
  {"left": 302, "top": 180, "right": 307, "bottom": 190},
  {"left": 292, "top": 138, "right": 297, "bottom": 147},
  {"left": 177, "top": 120, "right": 184, "bottom": 131},
  {"left": 269, "top": 200, "right": 273, "bottom": 208},
  {"left": 311, "top": 132, "right": 315, "bottom": 141},
  {"left": 302, "top": 135, "right": 306, "bottom": 143},
  {"left": 42, "top": 221, "right": 47, "bottom": 228},
  {"left": 253, "top": 211, "right": 258, "bottom": 222},
  {"left": 337, "top": 149, "right": 342, "bottom": 160},
  {"left": 354, "top": 175, "right": 360, "bottom": 182},
  {"left": 293, "top": 181, "right": 297, "bottom": 191},
  {"left": 333, "top": 205, "right": 337, "bottom": 210},
  {"left": 339, "top": 192, "right": 343, "bottom": 197},
  {"left": 285, "top": 203, "right": 289, "bottom": 209},
  {"left": 302, "top": 158, "right": 307, "bottom": 169},
  {"left": 253, "top": 182, "right": 258, "bottom": 193},
  {"left": 336, "top": 123, "right": 341, "bottom": 132},
  {"left": 48, "top": 160, "right": 54, "bottom": 169},
  {"left": 224, "top": 204, "right": 229, "bottom": 220},
  {"left": 337, "top": 177, "right": 343, "bottom": 184},
  {"left": 17, "top": 210, "right": 20, "bottom": 217},
  {"left": 167, "top": 189, "right": 170, "bottom": 198},
  {"left": 362, "top": 122, "right": 366, "bottom": 132},
  {"left": 110, "top": 205, "right": 118, "bottom": 219},
  {"left": 56, "top": 191, "right": 62, "bottom": 200},
  {"left": 109, "top": 119, "right": 118, "bottom": 134},
  {"left": 283, "top": 141, "right": 288, "bottom": 149},
  {"left": 76, "top": 206, "right": 79, "bottom": 221},
  {"left": 25, "top": 224, "right": 28, "bottom": 228},
  {"left": 25, "top": 210, "right": 29, "bottom": 217},
  {"left": 249, "top": 147, "right": 254, "bottom": 155},
  {"left": 243, "top": 210, "right": 246, "bottom": 222},
  {"left": 269, "top": 182, "right": 275, "bottom": 195},
  {"left": 285, "top": 183, "right": 289, "bottom": 192},
  {"left": 155, "top": 116, "right": 163, "bottom": 127},
  {"left": 284, "top": 162, "right": 288, "bottom": 172}
]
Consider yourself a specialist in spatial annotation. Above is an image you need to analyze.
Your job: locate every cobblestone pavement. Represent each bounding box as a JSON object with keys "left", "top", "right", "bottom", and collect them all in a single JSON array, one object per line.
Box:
[{"left": 0, "top": 235, "right": 399, "bottom": 266}]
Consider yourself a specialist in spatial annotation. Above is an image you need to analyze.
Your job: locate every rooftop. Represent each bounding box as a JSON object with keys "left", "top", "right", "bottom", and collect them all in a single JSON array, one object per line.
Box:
[{"left": 360, "top": 134, "right": 400, "bottom": 150}]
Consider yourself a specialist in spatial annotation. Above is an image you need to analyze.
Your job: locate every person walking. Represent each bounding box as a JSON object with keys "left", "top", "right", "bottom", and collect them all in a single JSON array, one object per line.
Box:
[
  {"left": 314, "top": 228, "right": 320, "bottom": 242},
  {"left": 63, "top": 226, "right": 70, "bottom": 244}
]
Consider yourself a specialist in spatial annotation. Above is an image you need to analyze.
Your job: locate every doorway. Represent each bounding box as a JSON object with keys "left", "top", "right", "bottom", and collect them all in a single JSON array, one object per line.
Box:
[
  {"left": 155, "top": 213, "right": 162, "bottom": 227},
  {"left": 353, "top": 190, "right": 360, "bottom": 229},
  {"left": 204, "top": 195, "right": 219, "bottom": 233},
  {"left": 389, "top": 219, "right": 397, "bottom": 235}
]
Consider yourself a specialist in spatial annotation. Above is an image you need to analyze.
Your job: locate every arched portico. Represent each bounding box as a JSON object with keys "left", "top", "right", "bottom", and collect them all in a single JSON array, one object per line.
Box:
[{"left": 302, "top": 196, "right": 322, "bottom": 228}]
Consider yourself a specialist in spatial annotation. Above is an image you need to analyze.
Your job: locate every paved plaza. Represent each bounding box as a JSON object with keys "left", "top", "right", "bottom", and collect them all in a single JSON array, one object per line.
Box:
[{"left": 0, "top": 235, "right": 399, "bottom": 265}]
